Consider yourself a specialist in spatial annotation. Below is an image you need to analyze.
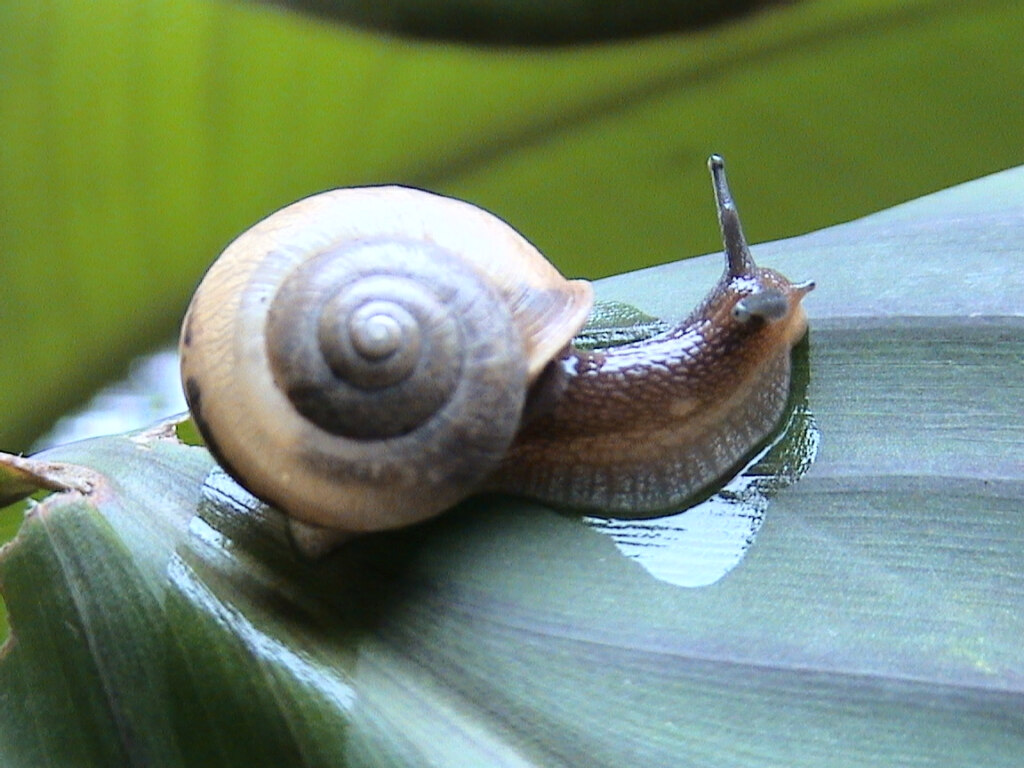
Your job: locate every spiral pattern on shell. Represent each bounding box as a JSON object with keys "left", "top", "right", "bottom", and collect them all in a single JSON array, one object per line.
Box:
[
  {"left": 265, "top": 238, "right": 522, "bottom": 441},
  {"left": 180, "top": 186, "right": 593, "bottom": 532}
]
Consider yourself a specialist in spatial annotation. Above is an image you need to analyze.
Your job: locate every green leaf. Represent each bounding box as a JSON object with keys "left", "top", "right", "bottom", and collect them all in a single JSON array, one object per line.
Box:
[
  {"left": 3, "top": 0, "right": 1024, "bottom": 450},
  {"left": 251, "top": 0, "right": 778, "bottom": 44},
  {"left": 0, "top": 166, "right": 1020, "bottom": 767}
]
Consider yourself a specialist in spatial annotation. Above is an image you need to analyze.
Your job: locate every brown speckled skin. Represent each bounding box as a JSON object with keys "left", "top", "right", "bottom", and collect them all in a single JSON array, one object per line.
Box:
[{"left": 487, "top": 266, "right": 810, "bottom": 514}]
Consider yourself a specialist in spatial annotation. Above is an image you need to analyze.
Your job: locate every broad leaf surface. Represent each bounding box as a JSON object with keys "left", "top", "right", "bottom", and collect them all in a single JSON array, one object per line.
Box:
[{"left": 0, "top": 167, "right": 1020, "bottom": 767}]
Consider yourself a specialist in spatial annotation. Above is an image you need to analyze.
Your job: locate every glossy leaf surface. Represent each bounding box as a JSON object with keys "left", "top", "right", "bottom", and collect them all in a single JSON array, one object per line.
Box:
[{"left": 0, "top": 167, "right": 1021, "bottom": 767}]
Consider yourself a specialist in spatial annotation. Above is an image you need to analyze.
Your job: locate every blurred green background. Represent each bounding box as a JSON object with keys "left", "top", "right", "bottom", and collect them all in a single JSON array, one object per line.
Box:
[{"left": 2, "top": 0, "right": 1023, "bottom": 452}]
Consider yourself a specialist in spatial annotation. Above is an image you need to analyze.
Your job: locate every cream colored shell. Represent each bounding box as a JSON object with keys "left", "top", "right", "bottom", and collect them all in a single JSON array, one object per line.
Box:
[{"left": 180, "top": 186, "right": 593, "bottom": 533}]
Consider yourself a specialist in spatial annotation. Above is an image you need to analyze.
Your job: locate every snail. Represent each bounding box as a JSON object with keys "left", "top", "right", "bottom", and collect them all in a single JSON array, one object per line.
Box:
[{"left": 180, "top": 155, "right": 813, "bottom": 549}]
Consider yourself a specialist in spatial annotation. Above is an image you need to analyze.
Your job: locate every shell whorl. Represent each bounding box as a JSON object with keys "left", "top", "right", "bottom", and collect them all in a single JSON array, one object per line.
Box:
[
  {"left": 264, "top": 238, "right": 509, "bottom": 440},
  {"left": 180, "top": 186, "right": 593, "bottom": 532}
]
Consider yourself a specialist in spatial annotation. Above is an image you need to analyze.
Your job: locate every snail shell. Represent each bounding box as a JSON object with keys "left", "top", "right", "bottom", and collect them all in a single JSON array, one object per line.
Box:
[
  {"left": 180, "top": 156, "right": 813, "bottom": 540},
  {"left": 180, "top": 186, "right": 593, "bottom": 532}
]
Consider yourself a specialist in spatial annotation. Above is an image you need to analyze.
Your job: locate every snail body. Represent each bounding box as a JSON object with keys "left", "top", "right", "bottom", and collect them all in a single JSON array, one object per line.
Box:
[{"left": 180, "top": 156, "right": 812, "bottom": 539}]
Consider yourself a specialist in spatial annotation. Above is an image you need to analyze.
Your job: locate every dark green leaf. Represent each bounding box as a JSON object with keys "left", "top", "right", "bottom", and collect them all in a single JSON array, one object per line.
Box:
[
  {"left": 253, "top": 0, "right": 780, "bottom": 44},
  {"left": 0, "top": 166, "right": 1020, "bottom": 767}
]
